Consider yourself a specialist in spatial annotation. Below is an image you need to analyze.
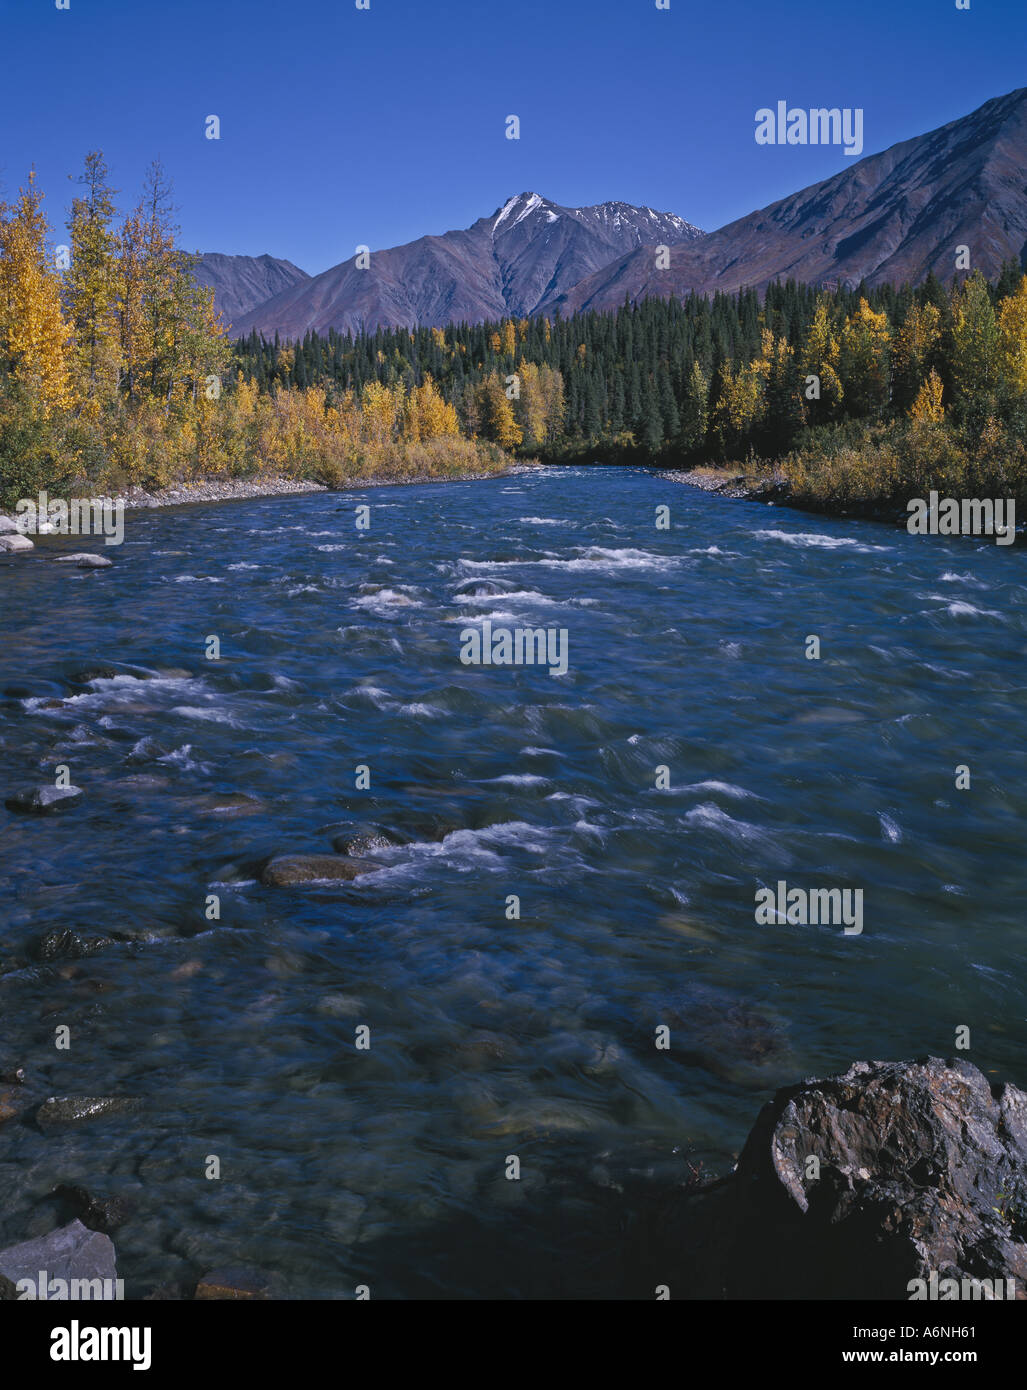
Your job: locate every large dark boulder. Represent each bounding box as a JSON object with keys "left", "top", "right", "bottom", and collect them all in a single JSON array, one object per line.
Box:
[
  {"left": 0, "top": 1220, "right": 117, "bottom": 1297},
  {"left": 677, "top": 1057, "right": 1027, "bottom": 1299}
]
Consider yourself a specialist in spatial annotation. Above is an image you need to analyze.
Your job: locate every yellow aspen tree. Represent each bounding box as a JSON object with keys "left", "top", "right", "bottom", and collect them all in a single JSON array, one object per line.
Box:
[
  {"left": 478, "top": 372, "right": 522, "bottom": 448},
  {"left": 997, "top": 275, "right": 1027, "bottom": 397},
  {"left": 514, "top": 360, "right": 547, "bottom": 447},
  {"left": 840, "top": 298, "right": 890, "bottom": 416},
  {"left": 361, "top": 380, "right": 398, "bottom": 449},
  {"left": 0, "top": 173, "right": 75, "bottom": 413},
  {"left": 414, "top": 375, "right": 458, "bottom": 439},
  {"left": 800, "top": 299, "right": 844, "bottom": 418},
  {"left": 949, "top": 272, "right": 999, "bottom": 436},
  {"left": 539, "top": 364, "right": 565, "bottom": 445},
  {"left": 401, "top": 383, "right": 422, "bottom": 443},
  {"left": 910, "top": 368, "right": 945, "bottom": 422}
]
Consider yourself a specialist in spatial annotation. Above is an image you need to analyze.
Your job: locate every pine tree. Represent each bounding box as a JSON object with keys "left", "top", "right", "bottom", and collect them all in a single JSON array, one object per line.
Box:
[{"left": 65, "top": 150, "right": 121, "bottom": 411}]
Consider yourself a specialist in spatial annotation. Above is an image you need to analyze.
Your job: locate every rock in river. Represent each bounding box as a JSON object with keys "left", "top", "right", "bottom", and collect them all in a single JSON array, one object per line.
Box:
[
  {"left": 0, "top": 533, "right": 34, "bottom": 552},
  {"left": 194, "top": 1267, "right": 273, "bottom": 1299},
  {"left": 5, "top": 785, "right": 83, "bottom": 814},
  {"left": 35, "top": 927, "right": 117, "bottom": 962},
  {"left": 54, "top": 1184, "right": 134, "bottom": 1233},
  {"left": 36, "top": 1096, "right": 139, "bottom": 1131},
  {"left": 331, "top": 830, "right": 396, "bottom": 856},
  {"left": 261, "top": 854, "right": 368, "bottom": 887},
  {"left": 0, "top": 1088, "right": 25, "bottom": 1125},
  {"left": 674, "top": 1057, "right": 1027, "bottom": 1299},
  {"left": 53, "top": 552, "right": 113, "bottom": 568},
  {"left": 0, "top": 1219, "right": 117, "bottom": 1296}
]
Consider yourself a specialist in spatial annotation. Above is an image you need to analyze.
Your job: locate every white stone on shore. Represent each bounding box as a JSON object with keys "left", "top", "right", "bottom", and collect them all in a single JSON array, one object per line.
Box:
[
  {"left": 0, "top": 516, "right": 20, "bottom": 534},
  {"left": 0, "top": 533, "right": 34, "bottom": 552}
]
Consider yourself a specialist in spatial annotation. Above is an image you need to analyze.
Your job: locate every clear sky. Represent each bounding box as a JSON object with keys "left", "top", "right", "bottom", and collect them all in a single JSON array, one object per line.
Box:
[{"left": 2, "top": 0, "right": 1025, "bottom": 274}]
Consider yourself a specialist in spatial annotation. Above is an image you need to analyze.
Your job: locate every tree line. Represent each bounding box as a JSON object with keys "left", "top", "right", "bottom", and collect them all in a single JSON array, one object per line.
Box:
[
  {"left": 4, "top": 149, "right": 1027, "bottom": 510},
  {"left": 232, "top": 266, "right": 1027, "bottom": 505}
]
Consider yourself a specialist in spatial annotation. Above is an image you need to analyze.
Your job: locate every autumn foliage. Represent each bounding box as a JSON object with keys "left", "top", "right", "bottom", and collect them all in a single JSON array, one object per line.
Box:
[{"left": 0, "top": 155, "right": 517, "bottom": 507}]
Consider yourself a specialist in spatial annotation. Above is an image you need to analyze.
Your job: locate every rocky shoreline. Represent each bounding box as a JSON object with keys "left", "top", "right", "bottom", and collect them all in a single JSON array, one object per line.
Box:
[
  {"left": 0, "top": 465, "right": 533, "bottom": 556},
  {"left": 660, "top": 466, "right": 785, "bottom": 502},
  {"left": 666, "top": 468, "right": 1027, "bottom": 542},
  {"left": 660, "top": 465, "right": 927, "bottom": 529},
  {"left": 3, "top": 1055, "right": 1023, "bottom": 1299}
]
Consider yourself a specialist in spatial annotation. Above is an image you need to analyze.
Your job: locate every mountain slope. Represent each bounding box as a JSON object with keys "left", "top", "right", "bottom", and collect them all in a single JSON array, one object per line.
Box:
[
  {"left": 554, "top": 87, "right": 1027, "bottom": 316},
  {"left": 193, "top": 253, "right": 310, "bottom": 329},
  {"left": 231, "top": 194, "right": 702, "bottom": 339}
]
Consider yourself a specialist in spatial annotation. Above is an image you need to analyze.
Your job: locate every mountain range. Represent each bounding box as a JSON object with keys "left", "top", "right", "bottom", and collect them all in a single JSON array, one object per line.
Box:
[
  {"left": 198, "top": 87, "right": 1027, "bottom": 342},
  {"left": 554, "top": 86, "right": 1027, "bottom": 318},
  {"left": 216, "top": 195, "right": 701, "bottom": 339},
  {"left": 191, "top": 253, "right": 309, "bottom": 328}
]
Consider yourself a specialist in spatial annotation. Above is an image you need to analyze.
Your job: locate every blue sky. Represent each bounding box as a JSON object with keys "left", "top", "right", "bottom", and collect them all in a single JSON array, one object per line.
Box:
[{"left": 1, "top": 0, "right": 1024, "bottom": 274}]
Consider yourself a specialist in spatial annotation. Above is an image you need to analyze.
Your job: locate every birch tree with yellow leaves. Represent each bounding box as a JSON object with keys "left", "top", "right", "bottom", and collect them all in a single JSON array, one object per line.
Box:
[{"left": 0, "top": 173, "right": 74, "bottom": 414}]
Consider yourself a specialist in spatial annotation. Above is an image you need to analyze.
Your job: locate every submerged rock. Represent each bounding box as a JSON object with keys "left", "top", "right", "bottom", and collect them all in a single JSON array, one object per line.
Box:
[
  {"left": 0, "top": 1219, "right": 117, "bottom": 1294},
  {"left": 0, "top": 1088, "right": 24, "bottom": 1125},
  {"left": 261, "top": 854, "right": 367, "bottom": 887},
  {"left": 675, "top": 1057, "right": 1027, "bottom": 1299},
  {"left": 36, "top": 1096, "right": 139, "bottom": 1131},
  {"left": 53, "top": 1184, "right": 134, "bottom": 1233},
  {"left": 35, "top": 928, "right": 117, "bottom": 963},
  {"left": 194, "top": 1267, "right": 273, "bottom": 1300},
  {"left": 454, "top": 1030, "right": 516, "bottom": 1068},
  {"left": 649, "top": 983, "right": 791, "bottom": 1086},
  {"left": 194, "top": 792, "right": 263, "bottom": 817},
  {"left": 66, "top": 663, "right": 122, "bottom": 684},
  {"left": 331, "top": 830, "right": 396, "bottom": 856},
  {"left": 5, "top": 785, "right": 84, "bottom": 814}
]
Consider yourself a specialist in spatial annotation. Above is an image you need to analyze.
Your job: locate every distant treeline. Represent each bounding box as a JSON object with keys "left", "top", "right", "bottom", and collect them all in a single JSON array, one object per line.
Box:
[
  {"left": 4, "top": 146, "right": 1026, "bottom": 511},
  {"left": 234, "top": 265, "right": 1027, "bottom": 504}
]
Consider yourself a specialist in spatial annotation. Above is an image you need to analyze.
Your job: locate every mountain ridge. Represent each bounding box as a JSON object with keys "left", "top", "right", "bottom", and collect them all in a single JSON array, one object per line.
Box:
[
  {"left": 227, "top": 193, "right": 703, "bottom": 339},
  {"left": 553, "top": 87, "right": 1027, "bottom": 316},
  {"left": 192, "top": 253, "right": 310, "bottom": 330},
  {"left": 203, "top": 87, "right": 1027, "bottom": 340}
]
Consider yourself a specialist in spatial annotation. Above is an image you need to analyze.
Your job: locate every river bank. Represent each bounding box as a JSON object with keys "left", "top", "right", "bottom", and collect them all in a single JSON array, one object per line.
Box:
[
  {"left": 661, "top": 464, "right": 913, "bottom": 522},
  {"left": 0, "top": 461, "right": 539, "bottom": 546},
  {"left": 660, "top": 463, "right": 1027, "bottom": 547}
]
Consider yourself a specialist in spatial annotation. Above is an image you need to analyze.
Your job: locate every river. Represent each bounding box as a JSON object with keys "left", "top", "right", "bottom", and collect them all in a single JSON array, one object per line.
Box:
[{"left": 1, "top": 465, "right": 1024, "bottom": 1297}]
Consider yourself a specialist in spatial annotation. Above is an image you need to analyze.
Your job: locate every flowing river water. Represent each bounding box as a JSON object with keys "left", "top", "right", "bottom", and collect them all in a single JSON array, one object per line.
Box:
[{"left": 1, "top": 465, "right": 1025, "bottom": 1297}]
